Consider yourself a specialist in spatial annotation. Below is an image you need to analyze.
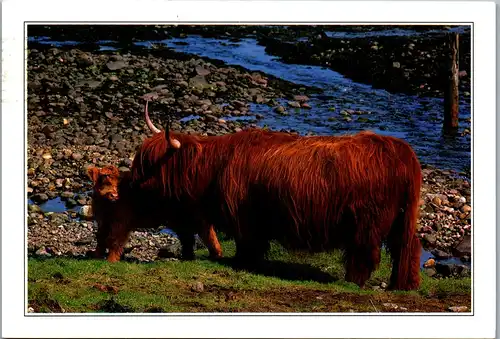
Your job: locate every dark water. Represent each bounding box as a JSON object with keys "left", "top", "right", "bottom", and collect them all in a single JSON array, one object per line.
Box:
[
  {"left": 141, "top": 36, "right": 471, "bottom": 173},
  {"left": 323, "top": 25, "right": 469, "bottom": 39},
  {"left": 28, "top": 197, "right": 80, "bottom": 213}
]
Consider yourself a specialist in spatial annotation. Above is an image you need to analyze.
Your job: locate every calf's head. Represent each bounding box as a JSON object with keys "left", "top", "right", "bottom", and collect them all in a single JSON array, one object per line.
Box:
[{"left": 87, "top": 165, "right": 121, "bottom": 201}]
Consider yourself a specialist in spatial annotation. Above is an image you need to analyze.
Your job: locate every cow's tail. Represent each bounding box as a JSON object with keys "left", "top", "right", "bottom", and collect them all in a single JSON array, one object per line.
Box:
[{"left": 388, "top": 157, "right": 422, "bottom": 291}]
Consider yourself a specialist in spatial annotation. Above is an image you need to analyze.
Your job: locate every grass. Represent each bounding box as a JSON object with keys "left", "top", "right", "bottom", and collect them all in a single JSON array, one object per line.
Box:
[{"left": 28, "top": 239, "right": 471, "bottom": 313}]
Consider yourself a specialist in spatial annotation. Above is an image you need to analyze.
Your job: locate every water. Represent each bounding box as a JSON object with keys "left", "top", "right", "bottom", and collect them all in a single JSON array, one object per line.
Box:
[
  {"left": 323, "top": 25, "right": 469, "bottom": 39},
  {"left": 28, "top": 197, "right": 80, "bottom": 213},
  {"left": 136, "top": 35, "right": 471, "bottom": 173}
]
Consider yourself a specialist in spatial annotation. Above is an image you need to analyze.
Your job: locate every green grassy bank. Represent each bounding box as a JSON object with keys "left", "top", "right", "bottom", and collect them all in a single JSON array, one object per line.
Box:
[{"left": 28, "top": 240, "right": 471, "bottom": 313}]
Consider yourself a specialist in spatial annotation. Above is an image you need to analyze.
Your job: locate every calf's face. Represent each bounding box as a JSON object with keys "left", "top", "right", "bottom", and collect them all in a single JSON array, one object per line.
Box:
[{"left": 87, "top": 166, "right": 121, "bottom": 201}]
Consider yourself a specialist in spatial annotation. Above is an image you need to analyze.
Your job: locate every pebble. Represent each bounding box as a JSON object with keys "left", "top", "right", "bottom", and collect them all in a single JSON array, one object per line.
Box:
[
  {"left": 448, "top": 306, "right": 468, "bottom": 312},
  {"left": 71, "top": 153, "right": 83, "bottom": 161},
  {"left": 191, "top": 281, "right": 204, "bottom": 292},
  {"left": 423, "top": 258, "right": 435, "bottom": 268},
  {"left": 78, "top": 205, "right": 93, "bottom": 220}
]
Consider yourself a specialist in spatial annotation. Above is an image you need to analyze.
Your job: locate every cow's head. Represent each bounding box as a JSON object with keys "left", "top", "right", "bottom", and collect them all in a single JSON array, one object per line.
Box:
[
  {"left": 144, "top": 97, "right": 181, "bottom": 150},
  {"left": 87, "top": 165, "right": 121, "bottom": 201}
]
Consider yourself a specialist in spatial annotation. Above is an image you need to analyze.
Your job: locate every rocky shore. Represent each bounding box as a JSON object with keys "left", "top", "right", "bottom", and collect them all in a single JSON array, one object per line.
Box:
[{"left": 27, "top": 27, "right": 472, "bottom": 273}]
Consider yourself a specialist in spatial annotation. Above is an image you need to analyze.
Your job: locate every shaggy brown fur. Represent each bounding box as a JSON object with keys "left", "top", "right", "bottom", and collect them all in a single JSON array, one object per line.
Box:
[
  {"left": 130, "top": 125, "right": 422, "bottom": 290},
  {"left": 87, "top": 165, "right": 223, "bottom": 262}
]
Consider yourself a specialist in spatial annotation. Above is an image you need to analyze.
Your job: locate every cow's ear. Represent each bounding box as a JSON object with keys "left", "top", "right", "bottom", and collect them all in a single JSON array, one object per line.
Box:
[{"left": 87, "top": 167, "right": 99, "bottom": 183}]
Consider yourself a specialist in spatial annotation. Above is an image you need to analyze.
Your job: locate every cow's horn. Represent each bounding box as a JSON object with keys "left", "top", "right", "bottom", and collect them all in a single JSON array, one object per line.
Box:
[
  {"left": 165, "top": 117, "right": 181, "bottom": 149},
  {"left": 144, "top": 99, "right": 161, "bottom": 134}
]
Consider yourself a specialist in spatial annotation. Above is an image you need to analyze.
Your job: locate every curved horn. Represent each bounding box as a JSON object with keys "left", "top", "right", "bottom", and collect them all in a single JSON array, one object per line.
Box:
[
  {"left": 144, "top": 99, "right": 161, "bottom": 134},
  {"left": 165, "top": 116, "right": 181, "bottom": 149}
]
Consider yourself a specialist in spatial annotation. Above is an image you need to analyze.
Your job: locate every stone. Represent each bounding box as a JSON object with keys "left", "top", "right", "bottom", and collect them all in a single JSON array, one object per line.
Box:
[
  {"left": 195, "top": 65, "right": 211, "bottom": 76},
  {"left": 448, "top": 306, "right": 468, "bottom": 312},
  {"left": 28, "top": 204, "right": 42, "bottom": 213},
  {"left": 423, "top": 258, "right": 435, "bottom": 268},
  {"left": 71, "top": 153, "right": 83, "bottom": 161},
  {"left": 431, "top": 249, "right": 452, "bottom": 259},
  {"left": 189, "top": 75, "right": 211, "bottom": 89},
  {"left": 453, "top": 235, "right": 471, "bottom": 256},
  {"left": 35, "top": 247, "right": 51, "bottom": 257},
  {"left": 61, "top": 191, "right": 74, "bottom": 199},
  {"left": 106, "top": 61, "right": 127, "bottom": 71},
  {"left": 423, "top": 234, "right": 437, "bottom": 245},
  {"left": 274, "top": 105, "right": 286, "bottom": 114},
  {"left": 32, "top": 193, "right": 49, "bottom": 203},
  {"left": 432, "top": 196, "right": 442, "bottom": 206},
  {"left": 424, "top": 267, "right": 437, "bottom": 277},
  {"left": 191, "top": 281, "right": 204, "bottom": 292},
  {"left": 293, "top": 95, "right": 310, "bottom": 102},
  {"left": 78, "top": 205, "right": 93, "bottom": 220},
  {"left": 158, "top": 241, "right": 182, "bottom": 259}
]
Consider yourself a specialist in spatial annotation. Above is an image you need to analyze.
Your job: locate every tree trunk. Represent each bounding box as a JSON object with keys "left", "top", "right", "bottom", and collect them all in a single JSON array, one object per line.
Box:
[{"left": 443, "top": 33, "right": 459, "bottom": 131}]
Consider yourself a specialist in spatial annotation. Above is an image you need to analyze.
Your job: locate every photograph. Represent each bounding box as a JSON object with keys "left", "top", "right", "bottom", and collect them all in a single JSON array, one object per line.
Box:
[
  {"left": 1, "top": 1, "right": 496, "bottom": 338},
  {"left": 26, "top": 23, "right": 472, "bottom": 314}
]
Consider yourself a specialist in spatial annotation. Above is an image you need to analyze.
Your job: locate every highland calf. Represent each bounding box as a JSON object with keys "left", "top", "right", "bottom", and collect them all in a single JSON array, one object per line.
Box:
[
  {"left": 87, "top": 165, "right": 223, "bottom": 262},
  {"left": 130, "top": 99, "right": 423, "bottom": 290}
]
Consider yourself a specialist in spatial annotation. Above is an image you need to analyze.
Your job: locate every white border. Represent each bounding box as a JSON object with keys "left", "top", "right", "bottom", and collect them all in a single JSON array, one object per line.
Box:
[{"left": 2, "top": 1, "right": 496, "bottom": 338}]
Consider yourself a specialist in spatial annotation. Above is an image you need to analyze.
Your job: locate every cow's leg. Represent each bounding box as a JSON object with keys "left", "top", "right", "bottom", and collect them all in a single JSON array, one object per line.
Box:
[
  {"left": 91, "top": 221, "right": 109, "bottom": 259},
  {"left": 234, "top": 233, "right": 269, "bottom": 268},
  {"left": 344, "top": 244, "right": 381, "bottom": 288},
  {"left": 177, "top": 229, "right": 196, "bottom": 260},
  {"left": 107, "top": 222, "right": 132, "bottom": 263},
  {"left": 342, "top": 210, "right": 385, "bottom": 288},
  {"left": 198, "top": 223, "right": 223, "bottom": 259}
]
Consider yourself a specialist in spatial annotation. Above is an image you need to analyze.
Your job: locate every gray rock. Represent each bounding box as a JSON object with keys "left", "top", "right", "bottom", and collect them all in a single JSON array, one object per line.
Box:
[
  {"left": 106, "top": 61, "right": 127, "bottom": 71},
  {"left": 79, "top": 205, "right": 93, "bottom": 220},
  {"left": 158, "top": 242, "right": 182, "bottom": 259},
  {"left": 274, "top": 106, "right": 286, "bottom": 114},
  {"left": 453, "top": 235, "right": 471, "bottom": 256},
  {"left": 287, "top": 101, "right": 301, "bottom": 108},
  {"left": 35, "top": 247, "right": 51, "bottom": 257},
  {"left": 423, "top": 234, "right": 437, "bottom": 245},
  {"left": 32, "top": 193, "right": 49, "bottom": 203},
  {"left": 191, "top": 281, "right": 204, "bottom": 292},
  {"left": 435, "top": 263, "right": 470, "bottom": 278},
  {"left": 430, "top": 249, "right": 452, "bottom": 259},
  {"left": 66, "top": 199, "right": 77, "bottom": 207},
  {"left": 28, "top": 204, "right": 42, "bottom": 214},
  {"left": 60, "top": 191, "right": 74, "bottom": 199},
  {"left": 424, "top": 267, "right": 437, "bottom": 277},
  {"left": 195, "top": 65, "right": 211, "bottom": 76},
  {"left": 71, "top": 153, "right": 83, "bottom": 161},
  {"left": 448, "top": 306, "right": 468, "bottom": 312},
  {"left": 189, "top": 75, "right": 211, "bottom": 89}
]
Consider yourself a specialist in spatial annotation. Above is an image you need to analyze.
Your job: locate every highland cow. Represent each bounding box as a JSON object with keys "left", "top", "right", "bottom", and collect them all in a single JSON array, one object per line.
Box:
[
  {"left": 87, "top": 165, "right": 223, "bottom": 262},
  {"left": 130, "top": 99, "right": 422, "bottom": 290}
]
